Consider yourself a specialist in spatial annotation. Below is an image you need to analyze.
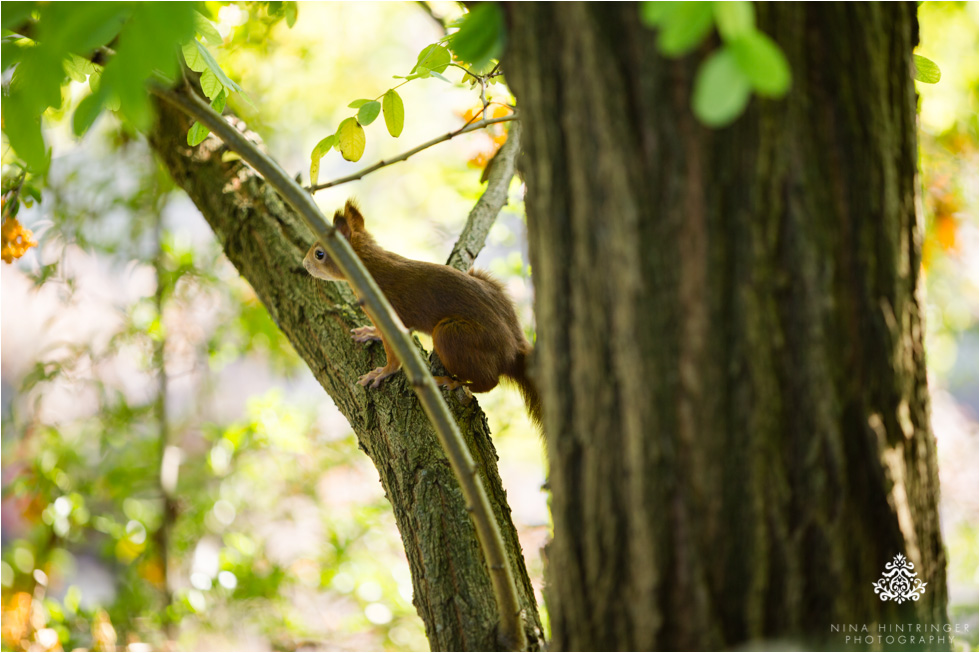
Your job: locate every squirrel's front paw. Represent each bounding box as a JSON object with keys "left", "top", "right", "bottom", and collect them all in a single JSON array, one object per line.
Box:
[
  {"left": 358, "top": 366, "right": 398, "bottom": 388},
  {"left": 351, "top": 326, "right": 382, "bottom": 343}
]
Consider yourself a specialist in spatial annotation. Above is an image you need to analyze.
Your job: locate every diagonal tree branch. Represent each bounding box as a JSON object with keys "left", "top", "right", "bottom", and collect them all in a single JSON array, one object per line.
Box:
[
  {"left": 147, "top": 89, "right": 542, "bottom": 651},
  {"left": 447, "top": 121, "right": 522, "bottom": 272}
]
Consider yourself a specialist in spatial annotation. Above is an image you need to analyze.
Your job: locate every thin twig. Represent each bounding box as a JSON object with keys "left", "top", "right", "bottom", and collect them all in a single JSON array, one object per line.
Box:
[
  {"left": 152, "top": 207, "right": 177, "bottom": 642},
  {"left": 415, "top": 0, "right": 449, "bottom": 33},
  {"left": 446, "top": 121, "right": 522, "bottom": 272},
  {"left": 149, "top": 85, "right": 528, "bottom": 652},
  {"left": 307, "top": 114, "right": 518, "bottom": 194}
]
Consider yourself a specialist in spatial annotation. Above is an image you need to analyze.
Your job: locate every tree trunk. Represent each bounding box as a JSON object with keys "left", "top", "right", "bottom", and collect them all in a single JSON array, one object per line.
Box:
[
  {"left": 506, "top": 2, "right": 947, "bottom": 650},
  {"left": 147, "top": 103, "right": 543, "bottom": 651}
]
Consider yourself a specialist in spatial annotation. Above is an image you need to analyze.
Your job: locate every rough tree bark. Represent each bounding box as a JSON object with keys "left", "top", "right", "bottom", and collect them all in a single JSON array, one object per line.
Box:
[
  {"left": 506, "top": 2, "right": 947, "bottom": 650},
  {"left": 147, "top": 104, "right": 543, "bottom": 650}
]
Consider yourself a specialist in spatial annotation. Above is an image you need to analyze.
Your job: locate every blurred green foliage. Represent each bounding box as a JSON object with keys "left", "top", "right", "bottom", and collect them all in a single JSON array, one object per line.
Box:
[
  {"left": 916, "top": 2, "right": 980, "bottom": 646},
  {"left": 1, "top": 134, "right": 431, "bottom": 649},
  {"left": 1, "top": 2, "right": 534, "bottom": 651}
]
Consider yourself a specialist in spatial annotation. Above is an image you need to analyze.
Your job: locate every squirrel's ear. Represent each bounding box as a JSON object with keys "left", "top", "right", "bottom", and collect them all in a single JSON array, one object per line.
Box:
[
  {"left": 333, "top": 212, "right": 352, "bottom": 240},
  {"left": 344, "top": 199, "right": 365, "bottom": 232}
]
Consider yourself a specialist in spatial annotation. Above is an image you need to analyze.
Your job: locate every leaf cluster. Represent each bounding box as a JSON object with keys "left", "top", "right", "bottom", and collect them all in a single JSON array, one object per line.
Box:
[
  {"left": 308, "top": 3, "right": 507, "bottom": 185},
  {"left": 2, "top": 3, "right": 199, "bottom": 172},
  {"left": 641, "top": 1, "right": 791, "bottom": 127},
  {"left": 0, "top": 3, "right": 293, "bottom": 174},
  {"left": 640, "top": 1, "right": 942, "bottom": 127}
]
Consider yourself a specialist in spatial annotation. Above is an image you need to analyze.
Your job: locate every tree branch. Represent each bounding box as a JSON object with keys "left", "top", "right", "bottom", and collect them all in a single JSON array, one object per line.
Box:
[
  {"left": 148, "top": 85, "right": 530, "bottom": 651},
  {"left": 307, "top": 114, "right": 518, "bottom": 194},
  {"left": 447, "top": 121, "right": 522, "bottom": 271}
]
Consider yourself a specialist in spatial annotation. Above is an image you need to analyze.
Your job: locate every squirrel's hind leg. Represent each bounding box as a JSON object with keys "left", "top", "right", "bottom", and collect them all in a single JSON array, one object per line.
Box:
[{"left": 431, "top": 317, "right": 503, "bottom": 393}]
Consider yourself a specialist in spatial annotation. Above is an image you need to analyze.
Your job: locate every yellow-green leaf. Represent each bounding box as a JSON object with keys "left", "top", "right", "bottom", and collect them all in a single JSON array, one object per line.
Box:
[
  {"left": 65, "top": 54, "right": 99, "bottom": 83},
  {"left": 310, "top": 135, "right": 337, "bottom": 187},
  {"left": 413, "top": 44, "right": 451, "bottom": 75},
  {"left": 194, "top": 11, "right": 223, "bottom": 46},
  {"left": 200, "top": 69, "right": 222, "bottom": 100},
  {"left": 284, "top": 2, "right": 298, "bottom": 28},
  {"left": 382, "top": 89, "right": 404, "bottom": 137},
  {"left": 182, "top": 41, "right": 207, "bottom": 72},
  {"left": 913, "top": 54, "right": 941, "bottom": 84},
  {"left": 310, "top": 158, "right": 320, "bottom": 189},
  {"left": 337, "top": 118, "right": 365, "bottom": 162}
]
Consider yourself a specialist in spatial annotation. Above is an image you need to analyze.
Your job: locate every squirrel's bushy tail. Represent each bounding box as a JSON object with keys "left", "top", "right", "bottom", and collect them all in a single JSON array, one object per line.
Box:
[{"left": 506, "top": 348, "right": 542, "bottom": 428}]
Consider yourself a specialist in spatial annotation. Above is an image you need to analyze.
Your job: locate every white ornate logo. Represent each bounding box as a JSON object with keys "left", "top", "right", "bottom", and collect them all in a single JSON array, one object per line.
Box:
[{"left": 872, "top": 553, "right": 927, "bottom": 603}]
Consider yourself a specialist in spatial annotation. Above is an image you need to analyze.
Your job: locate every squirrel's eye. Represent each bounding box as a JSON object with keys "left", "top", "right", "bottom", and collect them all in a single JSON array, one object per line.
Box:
[{"left": 315, "top": 249, "right": 325, "bottom": 261}]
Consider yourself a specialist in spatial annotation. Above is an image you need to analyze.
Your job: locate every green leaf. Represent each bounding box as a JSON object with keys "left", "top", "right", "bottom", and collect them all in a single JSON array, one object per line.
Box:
[
  {"left": 187, "top": 121, "right": 210, "bottom": 146},
  {"left": 211, "top": 90, "right": 227, "bottom": 113},
  {"left": 382, "top": 89, "right": 404, "bottom": 137},
  {"left": 448, "top": 3, "right": 505, "bottom": 69},
  {"left": 729, "top": 31, "right": 791, "bottom": 97},
  {"left": 413, "top": 44, "right": 451, "bottom": 75},
  {"left": 10, "top": 51, "right": 65, "bottom": 116},
  {"left": 357, "top": 101, "right": 381, "bottom": 126},
  {"left": 314, "top": 135, "right": 337, "bottom": 154},
  {"left": 658, "top": 2, "right": 715, "bottom": 57},
  {"left": 714, "top": 2, "right": 755, "bottom": 41},
  {"left": 189, "top": 41, "right": 246, "bottom": 96},
  {"left": 337, "top": 118, "right": 366, "bottom": 162},
  {"left": 88, "top": 72, "right": 121, "bottom": 111},
  {"left": 912, "top": 54, "right": 941, "bottom": 84},
  {"left": 1, "top": 2, "right": 36, "bottom": 30},
  {"left": 37, "top": 3, "right": 130, "bottom": 56},
  {"left": 2, "top": 99, "right": 49, "bottom": 173},
  {"left": 348, "top": 99, "right": 372, "bottom": 109},
  {"left": 200, "top": 69, "right": 223, "bottom": 100},
  {"left": 72, "top": 90, "right": 105, "bottom": 136},
  {"left": 284, "top": 2, "right": 298, "bottom": 27},
  {"left": 692, "top": 46, "right": 752, "bottom": 127},
  {"left": 639, "top": 2, "right": 679, "bottom": 28},
  {"left": 194, "top": 11, "right": 223, "bottom": 46},
  {"left": 309, "top": 135, "right": 337, "bottom": 187},
  {"left": 97, "top": 2, "right": 198, "bottom": 130}
]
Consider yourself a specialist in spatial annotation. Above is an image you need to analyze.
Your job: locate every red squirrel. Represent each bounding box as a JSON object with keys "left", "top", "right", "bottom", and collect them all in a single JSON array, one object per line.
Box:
[{"left": 303, "top": 200, "right": 541, "bottom": 424}]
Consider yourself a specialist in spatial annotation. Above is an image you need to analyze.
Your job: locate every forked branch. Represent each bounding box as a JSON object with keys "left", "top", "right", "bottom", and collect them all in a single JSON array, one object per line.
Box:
[{"left": 149, "top": 85, "right": 528, "bottom": 652}]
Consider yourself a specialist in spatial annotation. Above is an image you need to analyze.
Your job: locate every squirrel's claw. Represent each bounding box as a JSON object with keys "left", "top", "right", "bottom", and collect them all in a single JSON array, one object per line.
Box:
[
  {"left": 358, "top": 366, "right": 399, "bottom": 388},
  {"left": 351, "top": 326, "right": 382, "bottom": 343}
]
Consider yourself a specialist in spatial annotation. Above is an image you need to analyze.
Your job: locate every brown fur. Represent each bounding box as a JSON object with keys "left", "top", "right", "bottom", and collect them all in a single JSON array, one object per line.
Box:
[{"left": 303, "top": 200, "right": 541, "bottom": 425}]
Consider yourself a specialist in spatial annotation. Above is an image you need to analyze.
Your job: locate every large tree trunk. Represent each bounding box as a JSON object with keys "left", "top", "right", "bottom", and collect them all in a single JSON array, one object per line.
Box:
[
  {"left": 506, "top": 2, "right": 947, "bottom": 650},
  {"left": 147, "top": 103, "right": 543, "bottom": 651}
]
